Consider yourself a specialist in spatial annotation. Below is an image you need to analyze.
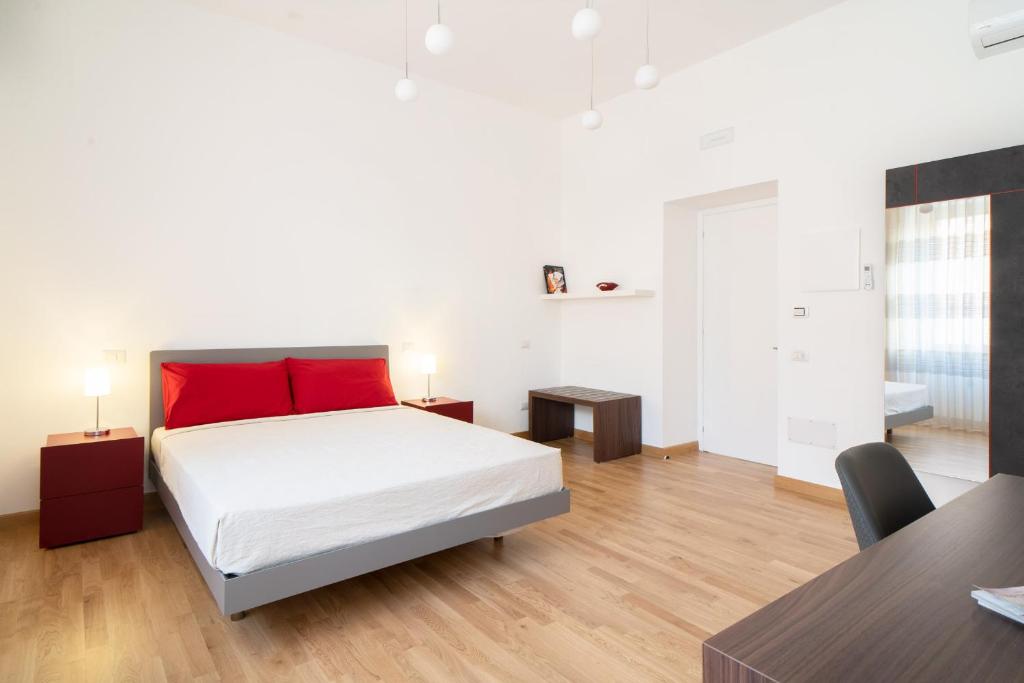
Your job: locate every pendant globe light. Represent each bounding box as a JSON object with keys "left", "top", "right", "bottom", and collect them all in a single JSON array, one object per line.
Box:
[
  {"left": 572, "top": 1, "right": 602, "bottom": 41},
  {"left": 634, "top": 0, "right": 660, "bottom": 90},
  {"left": 394, "top": 0, "right": 417, "bottom": 101},
  {"left": 581, "top": 40, "right": 602, "bottom": 130},
  {"left": 425, "top": 1, "right": 454, "bottom": 55}
]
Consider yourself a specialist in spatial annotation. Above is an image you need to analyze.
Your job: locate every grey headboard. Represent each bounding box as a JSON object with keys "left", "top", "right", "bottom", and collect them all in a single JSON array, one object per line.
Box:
[{"left": 149, "top": 345, "right": 390, "bottom": 435}]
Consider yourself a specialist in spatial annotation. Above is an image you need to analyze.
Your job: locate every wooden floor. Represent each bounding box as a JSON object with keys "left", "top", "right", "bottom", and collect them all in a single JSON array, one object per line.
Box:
[
  {"left": 0, "top": 439, "right": 857, "bottom": 682},
  {"left": 891, "top": 424, "right": 988, "bottom": 482}
]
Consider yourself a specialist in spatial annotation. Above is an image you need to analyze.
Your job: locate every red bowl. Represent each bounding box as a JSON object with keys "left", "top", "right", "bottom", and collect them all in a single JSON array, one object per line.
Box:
[{"left": 595, "top": 282, "right": 619, "bottom": 291}]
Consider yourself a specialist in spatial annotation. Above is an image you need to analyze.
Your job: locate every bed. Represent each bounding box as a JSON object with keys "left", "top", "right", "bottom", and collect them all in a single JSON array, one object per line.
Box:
[
  {"left": 884, "top": 381, "right": 935, "bottom": 433},
  {"left": 148, "top": 345, "right": 570, "bottom": 619}
]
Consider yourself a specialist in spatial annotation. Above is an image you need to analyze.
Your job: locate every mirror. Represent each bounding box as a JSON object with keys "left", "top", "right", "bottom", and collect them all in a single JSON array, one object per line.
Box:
[{"left": 884, "top": 196, "right": 990, "bottom": 483}]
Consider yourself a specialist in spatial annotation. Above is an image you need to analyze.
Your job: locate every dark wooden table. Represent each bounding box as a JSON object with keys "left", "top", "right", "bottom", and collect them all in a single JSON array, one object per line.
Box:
[
  {"left": 703, "top": 474, "right": 1024, "bottom": 682},
  {"left": 528, "top": 386, "right": 641, "bottom": 462}
]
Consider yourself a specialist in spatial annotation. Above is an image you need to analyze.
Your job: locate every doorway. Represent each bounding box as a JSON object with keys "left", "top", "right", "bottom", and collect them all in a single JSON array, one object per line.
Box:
[{"left": 699, "top": 200, "right": 779, "bottom": 465}]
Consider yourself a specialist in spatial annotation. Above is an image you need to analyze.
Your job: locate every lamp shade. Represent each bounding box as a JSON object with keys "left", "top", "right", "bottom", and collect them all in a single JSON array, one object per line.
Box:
[
  {"left": 395, "top": 78, "right": 418, "bottom": 102},
  {"left": 424, "top": 23, "right": 454, "bottom": 55},
  {"left": 571, "top": 7, "right": 602, "bottom": 40},
  {"left": 581, "top": 109, "right": 603, "bottom": 130},
  {"left": 83, "top": 367, "right": 111, "bottom": 397},
  {"left": 419, "top": 353, "right": 437, "bottom": 375}
]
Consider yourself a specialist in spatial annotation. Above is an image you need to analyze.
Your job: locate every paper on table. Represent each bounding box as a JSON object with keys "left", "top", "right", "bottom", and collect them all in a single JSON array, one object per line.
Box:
[{"left": 971, "top": 585, "right": 1024, "bottom": 624}]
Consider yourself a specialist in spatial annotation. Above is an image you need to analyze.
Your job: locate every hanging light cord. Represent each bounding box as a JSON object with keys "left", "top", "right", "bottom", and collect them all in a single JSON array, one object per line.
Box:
[
  {"left": 589, "top": 40, "right": 595, "bottom": 109},
  {"left": 437, "top": 0, "right": 441, "bottom": 24},
  {"left": 403, "top": 0, "right": 409, "bottom": 78},
  {"left": 645, "top": 0, "right": 651, "bottom": 64}
]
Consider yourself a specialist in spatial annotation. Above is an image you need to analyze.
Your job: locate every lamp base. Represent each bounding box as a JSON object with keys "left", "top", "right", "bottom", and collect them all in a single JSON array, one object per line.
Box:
[
  {"left": 84, "top": 428, "right": 110, "bottom": 437},
  {"left": 421, "top": 397, "right": 438, "bottom": 403}
]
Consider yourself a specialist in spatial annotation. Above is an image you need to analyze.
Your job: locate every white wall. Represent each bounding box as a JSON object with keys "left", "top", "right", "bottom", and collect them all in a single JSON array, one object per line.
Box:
[
  {"left": 0, "top": 0, "right": 562, "bottom": 514},
  {"left": 560, "top": 0, "right": 1024, "bottom": 486}
]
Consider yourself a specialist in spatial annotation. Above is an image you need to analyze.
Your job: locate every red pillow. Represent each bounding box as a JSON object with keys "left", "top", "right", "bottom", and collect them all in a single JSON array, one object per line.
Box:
[
  {"left": 161, "top": 360, "right": 293, "bottom": 430},
  {"left": 286, "top": 357, "right": 397, "bottom": 414}
]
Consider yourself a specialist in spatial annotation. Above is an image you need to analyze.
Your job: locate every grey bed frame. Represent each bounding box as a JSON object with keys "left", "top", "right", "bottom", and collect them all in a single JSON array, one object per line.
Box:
[
  {"left": 148, "top": 345, "right": 571, "bottom": 620},
  {"left": 885, "top": 405, "right": 935, "bottom": 432}
]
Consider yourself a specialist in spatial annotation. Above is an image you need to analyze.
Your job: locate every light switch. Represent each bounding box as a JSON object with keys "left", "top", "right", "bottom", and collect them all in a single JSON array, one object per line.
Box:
[
  {"left": 791, "top": 350, "right": 810, "bottom": 362},
  {"left": 103, "top": 349, "right": 127, "bottom": 364},
  {"left": 793, "top": 307, "right": 808, "bottom": 318}
]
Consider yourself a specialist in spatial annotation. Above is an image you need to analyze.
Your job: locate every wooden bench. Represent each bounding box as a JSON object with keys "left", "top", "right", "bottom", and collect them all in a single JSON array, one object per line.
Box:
[{"left": 528, "top": 386, "right": 641, "bottom": 463}]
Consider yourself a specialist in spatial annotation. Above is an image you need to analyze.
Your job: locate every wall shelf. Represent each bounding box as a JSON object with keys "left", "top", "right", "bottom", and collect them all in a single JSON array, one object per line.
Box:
[{"left": 540, "top": 289, "right": 655, "bottom": 301}]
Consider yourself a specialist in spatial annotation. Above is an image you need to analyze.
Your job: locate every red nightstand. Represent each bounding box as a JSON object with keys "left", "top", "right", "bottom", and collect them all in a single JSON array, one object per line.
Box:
[
  {"left": 401, "top": 397, "right": 474, "bottom": 424},
  {"left": 39, "top": 427, "right": 144, "bottom": 548}
]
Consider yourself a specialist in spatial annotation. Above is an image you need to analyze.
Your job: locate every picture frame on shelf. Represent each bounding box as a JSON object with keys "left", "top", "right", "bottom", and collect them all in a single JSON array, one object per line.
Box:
[{"left": 543, "top": 265, "right": 567, "bottom": 294}]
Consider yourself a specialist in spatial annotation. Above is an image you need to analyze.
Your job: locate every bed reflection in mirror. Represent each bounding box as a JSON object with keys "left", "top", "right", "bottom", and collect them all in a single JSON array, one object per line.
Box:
[{"left": 884, "top": 196, "right": 990, "bottom": 483}]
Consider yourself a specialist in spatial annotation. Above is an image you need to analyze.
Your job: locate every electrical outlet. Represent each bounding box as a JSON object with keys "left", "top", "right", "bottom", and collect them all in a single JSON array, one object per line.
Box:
[
  {"left": 520, "top": 401, "right": 529, "bottom": 411},
  {"left": 521, "top": 340, "right": 531, "bottom": 350},
  {"left": 401, "top": 341, "right": 415, "bottom": 352},
  {"left": 791, "top": 350, "right": 810, "bottom": 363}
]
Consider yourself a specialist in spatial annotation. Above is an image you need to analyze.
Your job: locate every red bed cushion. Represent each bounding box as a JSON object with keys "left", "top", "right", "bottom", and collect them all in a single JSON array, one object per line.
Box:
[
  {"left": 161, "top": 360, "right": 293, "bottom": 430},
  {"left": 286, "top": 357, "right": 397, "bottom": 414}
]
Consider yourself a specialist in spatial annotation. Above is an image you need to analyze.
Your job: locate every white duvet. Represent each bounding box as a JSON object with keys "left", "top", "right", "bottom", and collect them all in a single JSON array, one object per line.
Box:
[
  {"left": 151, "top": 406, "right": 563, "bottom": 575},
  {"left": 884, "top": 381, "right": 930, "bottom": 415}
]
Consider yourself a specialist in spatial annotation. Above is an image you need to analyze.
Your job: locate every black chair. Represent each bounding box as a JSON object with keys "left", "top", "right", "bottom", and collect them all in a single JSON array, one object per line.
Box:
[{"left": 835, "top": 442, "right": 935, "bottom": 550}]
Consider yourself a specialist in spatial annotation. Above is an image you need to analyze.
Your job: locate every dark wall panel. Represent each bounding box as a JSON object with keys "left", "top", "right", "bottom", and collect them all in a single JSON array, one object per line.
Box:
[
  {"left": 918, "top": 145, "right": 1024, "bottom": 203},
  {"left": 990, "top": 190, "right": 1024, "bottom": 477},
  {"left": 885, "top": 165, "right": 916, "bottom": 208}
]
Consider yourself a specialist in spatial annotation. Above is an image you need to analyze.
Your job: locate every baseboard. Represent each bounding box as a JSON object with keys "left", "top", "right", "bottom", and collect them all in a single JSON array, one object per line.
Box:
[
  {"left": 572, "top": 428, "right": 698, "bottom": 458},
  {"left": 0, "top": 507, "right": 39, "bottom": 529},
  {"left": 774, "top": 475, "right": 846, "bottom": 507},
  {"left": 510, "top": 431, "right": 530, "bottom": 439},
  {"left": 641, "top": 441, "right": 699, "bottom": 458}
]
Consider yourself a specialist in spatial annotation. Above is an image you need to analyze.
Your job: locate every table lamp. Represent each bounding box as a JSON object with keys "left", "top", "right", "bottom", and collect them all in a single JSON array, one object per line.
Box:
[
  {"left": 420, "top": 353, "right": 437, "bottom": 403},
  {"left": 83, "top": 367, "right": 111, "bottom": 436}
]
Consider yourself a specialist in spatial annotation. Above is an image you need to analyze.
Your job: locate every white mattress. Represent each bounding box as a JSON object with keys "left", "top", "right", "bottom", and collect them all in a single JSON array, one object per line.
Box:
[
  {"left": 885, "top": 381, "right": 930, "bottom": 415},
  {"left": 151, "top": 406, "right": 563, "bottom": 575}
]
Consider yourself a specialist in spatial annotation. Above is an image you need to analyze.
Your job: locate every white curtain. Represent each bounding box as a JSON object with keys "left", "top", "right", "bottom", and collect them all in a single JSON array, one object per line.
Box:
[{"left": 885, "top": 196, "right": 990, "bottom": 433}]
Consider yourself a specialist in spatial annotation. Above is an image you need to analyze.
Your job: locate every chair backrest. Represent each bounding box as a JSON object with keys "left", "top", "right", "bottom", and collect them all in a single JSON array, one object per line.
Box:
[{"left": 835, "top": 442, "right": 935, "bottom": 550}]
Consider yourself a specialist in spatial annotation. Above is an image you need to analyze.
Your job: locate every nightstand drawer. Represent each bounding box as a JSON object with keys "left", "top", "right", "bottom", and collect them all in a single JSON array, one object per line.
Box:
[
  {"left": 39, "top": 486, "right": 142, "bottom": 548},
  {"left": 40, "top": 436, "right": 144, "bottom": 499}
]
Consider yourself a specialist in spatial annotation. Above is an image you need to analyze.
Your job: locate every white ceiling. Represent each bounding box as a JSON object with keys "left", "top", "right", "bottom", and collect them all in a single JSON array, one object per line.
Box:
[{"left": 180, "top": 0, "right": 848, "bottom": 117}]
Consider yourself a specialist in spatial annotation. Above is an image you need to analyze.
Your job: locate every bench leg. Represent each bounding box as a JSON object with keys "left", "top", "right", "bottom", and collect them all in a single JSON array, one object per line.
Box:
[
  {"left": 593, "top": 398, "right": 642, "bottom": 462},
  {"left": 529, "top": 397, "right": 574, "bottom": 442},
  {"left": 230, "top": 610, "right": 247, "bottom": 622}
]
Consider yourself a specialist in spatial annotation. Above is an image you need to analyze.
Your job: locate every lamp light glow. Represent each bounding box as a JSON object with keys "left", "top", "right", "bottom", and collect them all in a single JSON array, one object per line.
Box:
[
  {"left": 83, "top": 367, "right": 111, "bottom": 397},
  {"left": 419, "top": 353, "right": 437, "bottom": 375}
]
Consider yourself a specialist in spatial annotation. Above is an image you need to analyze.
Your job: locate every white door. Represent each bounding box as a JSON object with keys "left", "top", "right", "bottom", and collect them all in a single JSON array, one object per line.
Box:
[{"left": 700, "top": 201, "right": 778, "bottom": 465}]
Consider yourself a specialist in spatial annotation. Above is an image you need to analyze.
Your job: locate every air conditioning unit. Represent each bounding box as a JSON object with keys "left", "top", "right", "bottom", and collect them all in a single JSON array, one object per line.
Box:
[{"left": 970, "top": 0, "right": 1024, "bottom": 58}]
